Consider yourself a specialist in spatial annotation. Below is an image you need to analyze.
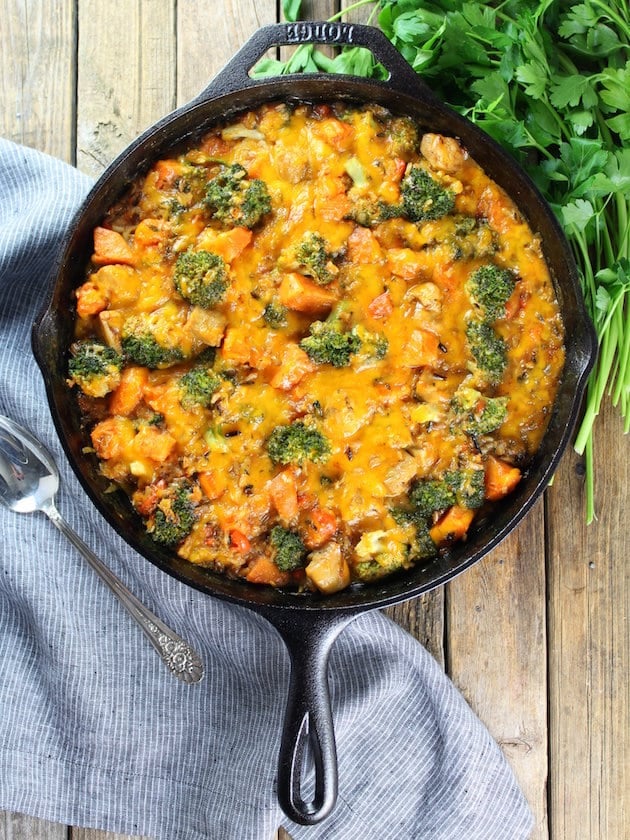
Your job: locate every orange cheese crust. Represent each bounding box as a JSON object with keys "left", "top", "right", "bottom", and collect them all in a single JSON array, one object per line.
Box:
[{"left": 69, "top": 102, "right": 565, "bottom": 593}]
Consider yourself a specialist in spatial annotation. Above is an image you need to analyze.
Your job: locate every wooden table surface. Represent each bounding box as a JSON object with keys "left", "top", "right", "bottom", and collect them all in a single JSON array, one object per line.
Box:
[{"left": 1, "top": 1, "right": 628, "bottom": 838}]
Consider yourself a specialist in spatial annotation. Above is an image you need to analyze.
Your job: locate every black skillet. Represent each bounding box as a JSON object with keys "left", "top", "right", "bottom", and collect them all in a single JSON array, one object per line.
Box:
[{"left": 32, "top": 22, "right": 597, "bottom": 826}]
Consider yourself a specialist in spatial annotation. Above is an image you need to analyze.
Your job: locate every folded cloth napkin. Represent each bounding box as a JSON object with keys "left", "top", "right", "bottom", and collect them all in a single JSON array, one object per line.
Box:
[{"left": 0, "top": 138, "right": 533, "bottom": 840}]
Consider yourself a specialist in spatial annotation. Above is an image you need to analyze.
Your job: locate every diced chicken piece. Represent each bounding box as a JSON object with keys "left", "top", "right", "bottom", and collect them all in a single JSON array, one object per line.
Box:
[
  {"left": 401, "top": 329, "right": 440, "bottom": 368},
  {"left": 98, "top": 309, "right": 126, "bottom": 352},
  {"left": 305, "top": 542, "right": 350, "bottom": 594},
  {"left": 383, "top": 453, "right": 418, "bottom": 496},
  {"left": 186, "top": 307, "right": 227, "bottom": 347},
  {"left": 270, "top": 343, "right": 315, "bottom": 391},
  {"left": 407, "top": 282, "right": 442, "bottom": 312},
  {"left": 420, "top": 133, "right": 467, "bottom": 174}
]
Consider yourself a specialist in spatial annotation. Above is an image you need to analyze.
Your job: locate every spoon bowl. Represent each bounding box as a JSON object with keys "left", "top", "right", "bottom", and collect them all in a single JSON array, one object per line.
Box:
[
  {"left": 0, "top": 414, "right": 204, "bottom": 684},
  {"left": 0, "top": 417, "right": 59, "bottom": 513}
]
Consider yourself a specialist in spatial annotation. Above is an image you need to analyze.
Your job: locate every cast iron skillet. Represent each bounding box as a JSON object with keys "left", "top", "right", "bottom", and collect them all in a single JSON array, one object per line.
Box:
[{"left": 32, "top": 22, "right": 596, "bottom": 826}]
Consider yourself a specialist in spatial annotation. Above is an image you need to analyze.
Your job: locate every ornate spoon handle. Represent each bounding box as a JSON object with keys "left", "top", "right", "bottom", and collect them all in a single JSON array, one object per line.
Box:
[{"left": 45, "top": 501, "right": 204, "bottom": 684}]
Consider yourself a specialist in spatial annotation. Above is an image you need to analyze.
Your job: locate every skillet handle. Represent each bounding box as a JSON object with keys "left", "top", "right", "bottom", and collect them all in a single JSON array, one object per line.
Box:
[
  {"left": 192, "top": 21, "right": 424, "bottom": 100},
  {"left": 259, "top": 607, "right": 358, "bottom": 825}
]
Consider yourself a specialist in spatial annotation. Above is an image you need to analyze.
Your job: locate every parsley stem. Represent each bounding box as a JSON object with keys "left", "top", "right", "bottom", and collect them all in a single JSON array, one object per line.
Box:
[
  {"left": 575, "top": 301, "right": 622, "bottom": 454},
  {"left": 589, "top": 0, "right": 630, "bottom": 43},
  {"left": 611, "top": 297, "right": 630, "bottom": 406},
  {"left": 617, "top": 194, "right": 630, "bottom": 261},
  {"left": 572, "top": 230, "right": 597, "bottom": 312},
  {"left": 584, "top": 429, "right": 595, "bottom": 524},
  {"left": 328, "top": 0, "right": 376, "bottom": 24}
]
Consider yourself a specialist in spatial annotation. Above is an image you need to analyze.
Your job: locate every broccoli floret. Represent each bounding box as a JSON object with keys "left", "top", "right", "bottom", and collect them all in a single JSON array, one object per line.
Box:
[
  {"left": 173, "top": 250, "right": 228, "bottom": 308},
  {"left": 196, "top": 346, "right": 218, "bottom": 365},
  {"left": 269, "top": 526, "right": 307, "bottom": 571},
  {"left": 179, "top": 365, "right": 221, "bottom": 408},
  {"left": 168, "top": 162, "right": 208, "bottom": 199},
  {"left": 164, "top": 197, "right": 187, "bottom": 220},
  {"left": 355, "top": 554, "right": 405, "bottom": 582},
  {"left": 149, "top": 483, "right": 196, "bottom": 546},
  {"left": 353, "top": 529, "right": 412, "bottom": 582},
  {"left": 300, "top": 310, "right": 387, "bottom": 367},
  {"left": 121, "top": 314, "right": 185, "bottom": 369},
  {"left": 449, "top": 217, "right": 498, "bottom": 261},
  {"left": 67, "top": 340, "right": 122, "bottom": 398},
  {"left": 300, "top": 307, "right": 362, "bottom": 367},
  {"left": 238, "top": 179, "right": 271, "bottom": 226},
  {"left": 389, "top": 116, "right": 420, "bottom": 158},
  {"left": 204, "top": 163, "right": 271, "bottom": 228},
  {"left": 294, "top": 232, "right": 337, "bottom": 285},
  {"left": 344, "top": 156, "right": 369, "bottom": 188},
  {"left": 465, "top": 320, "right": 507, "bottom": 385},
  {"left": 347, "top": 166, "right": 454, "bottom": 227},
  {"left": 410, "top": 522, "right": 438, "bottom": 558},
  {"left": 390, "top": 508, "right": 439, "bottom": 559},
  {"left": 467, "top": 264, "right": 515, "bottom": 321},
  {"left": 408, "top": 478, "right": 457, "bottom": 517},
  {"left": 262, "top": 300, "right": 288, "bottom": 328},
  {"left": 121, "top": 333, "right": 183, "bottom": 368},
  {"left": 266, "top": 421, "right": 331, "bottom": 466},
  {"left": 346, "top": 197, "right": 402, "bottom": 228},
  {"left": 400, "top": 165, "right": 455, "bottom": 222},
  {"left": 300, "top": 321, "right": 361, "bottom": 367},
  {"left": 451, "top": 386, "right": 508, "bottom": 436},
  {"left": 444, "top": 469, "right": 486, "bottom": 509},
  {"left": 352, "top": 324, "right": 388, "bottom": 361}
]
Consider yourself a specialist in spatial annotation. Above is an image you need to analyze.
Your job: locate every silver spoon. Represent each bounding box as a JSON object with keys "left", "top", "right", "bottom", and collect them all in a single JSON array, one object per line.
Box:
[{"left": 0, "top": 414, "right": 203, "bottom": 684}]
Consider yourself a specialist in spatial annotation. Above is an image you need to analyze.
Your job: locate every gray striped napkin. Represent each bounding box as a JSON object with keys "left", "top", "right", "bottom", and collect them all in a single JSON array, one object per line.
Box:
[{"left": 0, "top": 137, "right": 533, "bottom": 840}]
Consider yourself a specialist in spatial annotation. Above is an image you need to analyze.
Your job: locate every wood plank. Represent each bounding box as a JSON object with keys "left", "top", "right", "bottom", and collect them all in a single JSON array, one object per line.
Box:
[
  {"left": 547, "top": 402, "right": 629, "bottom": 839},
  {"left": 0, "top": 813, "right": 67, "bottom": 840},
  {"left": 446, "top": 507, "right": 549, "bottom": 839},
  {"left": 340, "top": 0, "right": 379, "bottom": 24},
  {"left": 175, "top": 0, "right": 277, "bottom": 106},
  {"left": 0, "top": 0, "right": 75, "bottom": 161},
  {"left": 76, "top": 0, "right": 176, "bottom": 177},
  {"left": 385, "top": 591, "right": 445, "bottom": 667}
]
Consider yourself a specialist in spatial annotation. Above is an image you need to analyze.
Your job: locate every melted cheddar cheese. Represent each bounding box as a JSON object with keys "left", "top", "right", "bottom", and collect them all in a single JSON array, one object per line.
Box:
[{"left": 69, "top": 102, "right": 565, "bottom": 594}]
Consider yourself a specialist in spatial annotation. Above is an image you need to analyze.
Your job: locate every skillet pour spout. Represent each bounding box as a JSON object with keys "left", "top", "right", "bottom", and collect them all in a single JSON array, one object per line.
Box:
[{"left": 32, "top": 21, "right": 597, "bottom": 826}]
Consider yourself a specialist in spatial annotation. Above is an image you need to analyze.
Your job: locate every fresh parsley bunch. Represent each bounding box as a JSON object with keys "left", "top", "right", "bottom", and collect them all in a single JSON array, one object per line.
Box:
[{"left": 260, "top": 0, "right": 629, "bottom": 523}]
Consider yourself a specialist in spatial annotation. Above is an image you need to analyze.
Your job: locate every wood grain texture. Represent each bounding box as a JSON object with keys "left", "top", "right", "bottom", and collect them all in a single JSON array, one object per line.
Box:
[
  {"left": 547, "top": 401, "right": 629, "bottom": 840},
  {"left": 447, "top": 507, "right": 549, "bottom": 839},
  {"left": 175, "top": 0, "right": 277, "bottom": 105},
  {"left": 0, "top": 813, "right": 67, "bottom": 840},
  {"left": 71, "top": 832, "right": 147, "bottom": 840},
  {"left": 385, "top": 591, "right": 445, "bottom": 667},
  {"left": 0, "top": 0, "right": 75, "bottom": 161},
  {"left": 76, "top": 0, "right": 176, "bottom": 177},
  {"left": 71, "top": 833, "right": 147, "bottom": 840}
]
